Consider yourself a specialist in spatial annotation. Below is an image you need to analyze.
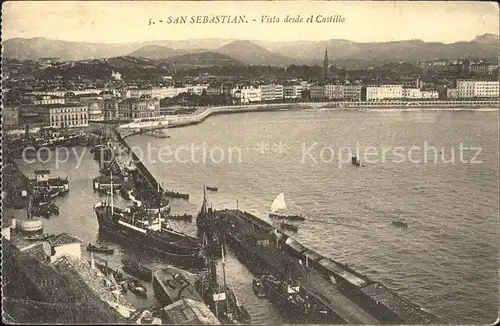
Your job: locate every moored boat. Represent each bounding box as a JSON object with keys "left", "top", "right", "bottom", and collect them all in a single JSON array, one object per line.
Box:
[
  {"left": 121, "top": 258, "right": 153, "bottom": 282},
  {"left": 206, "top": 186, "right": 218, "bottom": 192},
  {"left": 260, "top": 274, "right": 326, "bottom": 322},
  {"left": 127, "top": 278, "right": 148, "bottom": 297},
  {"left": 252, "top": 279, "right": 266, "bottom": 298},
  {"left": 153, "top": 267, "right": 203, "bottom": 306},
  {"left": 94, "top": 173, "right": 204, "bottom": 268},
  {"left": 87, "top": 243, "right": 114, "bottom": 254},
  {"left": 167, "top": 214, "right": 193, "bottom": 222}
]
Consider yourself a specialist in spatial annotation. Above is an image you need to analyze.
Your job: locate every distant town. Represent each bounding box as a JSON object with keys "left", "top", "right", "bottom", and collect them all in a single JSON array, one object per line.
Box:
[{"left": 2, "top": 47, "right": 499, "bottom": 133}]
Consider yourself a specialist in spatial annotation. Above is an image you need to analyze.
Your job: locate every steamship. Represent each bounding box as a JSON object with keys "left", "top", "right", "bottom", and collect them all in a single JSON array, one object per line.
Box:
[{"left": 94, "top": 202, "right": 205, "bottom": 268}]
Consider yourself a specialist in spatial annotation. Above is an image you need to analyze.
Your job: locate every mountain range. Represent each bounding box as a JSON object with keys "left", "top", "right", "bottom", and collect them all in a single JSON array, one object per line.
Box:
[{"left": 3, "top": 34, "right": 498, "bottom": 67}]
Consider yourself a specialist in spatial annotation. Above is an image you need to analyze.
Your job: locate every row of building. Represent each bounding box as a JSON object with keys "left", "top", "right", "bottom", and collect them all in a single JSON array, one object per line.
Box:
[
  {"left": 4, "top": 97, "right": 162, "bottom": 130},
  {"left": 4, "top": 79, "right": 498, "bottom": 131}
]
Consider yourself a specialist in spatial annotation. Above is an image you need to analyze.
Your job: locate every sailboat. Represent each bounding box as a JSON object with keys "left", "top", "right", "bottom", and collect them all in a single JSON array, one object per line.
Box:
[
  {"left": 196, "top": 242, "right": 251, "bottom": 325},
  {"left": 269, "top": 193, "right": 306, "bottom": 221}
]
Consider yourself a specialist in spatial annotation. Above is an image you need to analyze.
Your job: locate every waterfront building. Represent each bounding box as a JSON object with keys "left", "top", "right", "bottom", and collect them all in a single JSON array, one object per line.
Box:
[
  {"left": 300, "top": 81, "right": 312, "bottom": 90},
  {"left": 206, "top": 84, "right": 223, "bottom": 96},
  {"left": 402, "top": 88, "right": 422, "bottom": 99},
  {"left": 283, "top": 84, "right": 304, "bottom": 99},
  {"left": 325, "top": 84, "right": 344, "bottom": 100},
  {"left": 129, "top": 88, "right": 152, "bottom": 99},
  {"left": 33, "top": 95, "right": 65, "bottom": 105},
  {"left": 151, "top": 87, "right": 177, "bottom": 99},
  {"left": 117, "top": 98, "right": 161, "bottom": 119},
  {"left": 45, "top": 103, "right": 88, "bottom": 128},
  {"left": 343, "top": 85, "right": 363, "bottom": 101},
  {"left": 260, "top": 84, "right": 284, "bottom": 101},
  {"left": 457, "top": 79, "right": 500, "bottom": 99},
  {"left": 48, "top": 233, "right": 82, "bottom": 263},
  {"left": 222, "top": 83, "right": 234, "bottom": 95},
  {"left": 310, "top": 84, "right": 326, "bottom": 100},
  {"left": 103, "top": 98, "right": 120, "bottom": 120},
  {"left": 361, "top": 84, "right": 403, "bottom": 101},
  {"left": 232, "top": 85, "right": 262, "bottom": 103},
  {"left": 446, "top": 88, "right": 459, "bottom": 99},
  {"left": 421, "top": 90, "right": 439, "bottom": 99},
  {"left": 18, "top": 105, "right": 51, "bottom": 128},
  {"left": 88, "top": 101, "right": 104, "bottom": 120},
  {"left": 186, "top": 84, "right": 209, "bottom": 96}
]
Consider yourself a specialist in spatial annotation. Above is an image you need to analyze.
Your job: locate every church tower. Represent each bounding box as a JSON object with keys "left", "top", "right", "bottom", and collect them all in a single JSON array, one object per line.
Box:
[{"left": 322, "top": 47, "right": 329, "bottom": 82}]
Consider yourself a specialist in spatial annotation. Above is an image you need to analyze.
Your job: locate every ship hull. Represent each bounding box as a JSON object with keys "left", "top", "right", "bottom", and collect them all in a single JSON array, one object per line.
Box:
[
  {"left": 98, "top": 224, "right": 206, "bottom": 269},
  {"left": 153, "top": 268, "right": 203, "bottom": 306},
  {"left": 261, "top": 276, "right": 333, "bottom": 323}
]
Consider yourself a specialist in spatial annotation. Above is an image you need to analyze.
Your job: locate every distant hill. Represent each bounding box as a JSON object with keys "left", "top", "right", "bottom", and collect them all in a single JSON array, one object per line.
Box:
[
  {"left": 215, "top": 40, "right": 297, "bottom": 66},
  {"left": 128, "top": 45, "right": 185, "bottom": 59},
  {"left": 3, "top": 34, "right": 498, "bottom": 66},
  {"left": 2, "top": 37, "right": 141, "bottom": 61},
  {"left": 164, "top": 51, "right": 244, "bottom": 67},
  {"left": 260, "top": 34, "right": 499, "bottom": 65},
  {"left": 472, "top": 33, "right": 499, "bottom": 44}
]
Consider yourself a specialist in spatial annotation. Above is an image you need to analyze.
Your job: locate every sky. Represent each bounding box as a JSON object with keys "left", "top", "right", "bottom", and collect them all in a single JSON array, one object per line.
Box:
[{"left": 2, "top": 1, "right": 499, "bottom": 44}]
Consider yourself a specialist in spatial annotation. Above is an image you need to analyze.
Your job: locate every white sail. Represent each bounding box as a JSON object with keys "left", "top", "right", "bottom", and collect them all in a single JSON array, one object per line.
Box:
[{"left": 270, "top": 193, "right": 287, "bottom": 213}]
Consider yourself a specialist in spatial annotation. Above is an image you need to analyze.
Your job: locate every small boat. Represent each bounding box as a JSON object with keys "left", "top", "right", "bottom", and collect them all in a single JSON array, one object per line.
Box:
[
  {"left": 164, "top": 191, "right": 189, "bottom": 200},
  {"left": 351, "top": 155, "right": 361, "bottom": 167},
  {"left": 167, "top": 214, "right": 193, "bottom": 222},
  {"left": 48, "top": 188, "right": 60, "bottom": 199},
  {"left": 206, "top": 186, "right": 218, "bottom": 192},
  {"left": 120, "top": 188, "right": 131, "bottom": 200},
  {"left": 269, "top": 213, "right": 306, "bottom": 221},
  {"left": 26, "top": 233, "right": 54, "bottom": 241},
  {"left": 121, "top": 258, "right": 153, "bottom": 282},
  {"left": 87, "top": 243, "right": 114, "bottom": 254},
  {"left": 269, "top": 193, "right": 306, "bottom": 221},
  {"left": 252, "top": 279, "right": 266, "bottom": 298},
  {"left": 279, "top": 221, "right": 298, "bottom": 232},
  {"left": 47, "top": 203, "right": 59, "bottom": 215},
  {"left": 392, "top": 220, "right": 408, "bottom": 228},
  {"left": 127, "top": 278, "right": 148, "bottom": 297}
]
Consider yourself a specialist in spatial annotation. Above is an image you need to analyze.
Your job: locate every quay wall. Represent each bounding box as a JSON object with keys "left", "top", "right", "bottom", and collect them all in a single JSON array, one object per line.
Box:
[
  {"left": 117, "top": 100, "right": 499, "bottom": 130},
  {"left": 114, "top": 130, "right": 164, "bottom": 194},
  {"left": 220, "top": 209, "right": 441, "bottom": 324}
]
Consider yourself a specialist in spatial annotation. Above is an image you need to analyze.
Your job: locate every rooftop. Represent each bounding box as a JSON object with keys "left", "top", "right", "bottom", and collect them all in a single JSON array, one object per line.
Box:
[
  {"left": 36, "top": 103, "right": 86, "bottom": 108},
  {"left": 48, "top": 233, "right": 82, "bottom": 246},
  {"left": 161, "top": 298, "right": 220, "bottom": 325}
]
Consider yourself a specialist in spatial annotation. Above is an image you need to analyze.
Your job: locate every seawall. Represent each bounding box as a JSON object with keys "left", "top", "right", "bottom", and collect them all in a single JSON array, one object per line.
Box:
[{"left": 117, "top": 100, "right": 499, "bottom": 130}]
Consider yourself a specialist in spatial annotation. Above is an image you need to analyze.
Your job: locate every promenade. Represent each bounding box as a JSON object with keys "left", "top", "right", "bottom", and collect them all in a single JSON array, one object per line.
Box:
[{"left": 117, "top": 99, "right": 500, "bottom": 131}]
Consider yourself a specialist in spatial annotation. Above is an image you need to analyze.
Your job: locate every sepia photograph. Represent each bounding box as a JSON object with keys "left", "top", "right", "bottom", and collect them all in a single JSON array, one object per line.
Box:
[{"left": 1, "top": 1, "right": 499, "bottom": 324}]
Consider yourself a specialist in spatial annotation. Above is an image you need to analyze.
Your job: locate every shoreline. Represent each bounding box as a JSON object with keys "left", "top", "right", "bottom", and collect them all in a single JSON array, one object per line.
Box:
[{"left": 117, "top": 100, "right": 499, "bottom": 130}]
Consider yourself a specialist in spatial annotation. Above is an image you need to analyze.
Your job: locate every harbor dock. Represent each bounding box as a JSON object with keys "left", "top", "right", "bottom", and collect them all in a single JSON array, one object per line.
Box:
[{"left": 199, "top": 208, "right": 442, "bottom": 324}]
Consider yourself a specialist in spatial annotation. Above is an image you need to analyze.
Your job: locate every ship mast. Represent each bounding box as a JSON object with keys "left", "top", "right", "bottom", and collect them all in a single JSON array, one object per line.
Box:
[{"left": 110, "top": 170, "right": 114, "bottom": 215}]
